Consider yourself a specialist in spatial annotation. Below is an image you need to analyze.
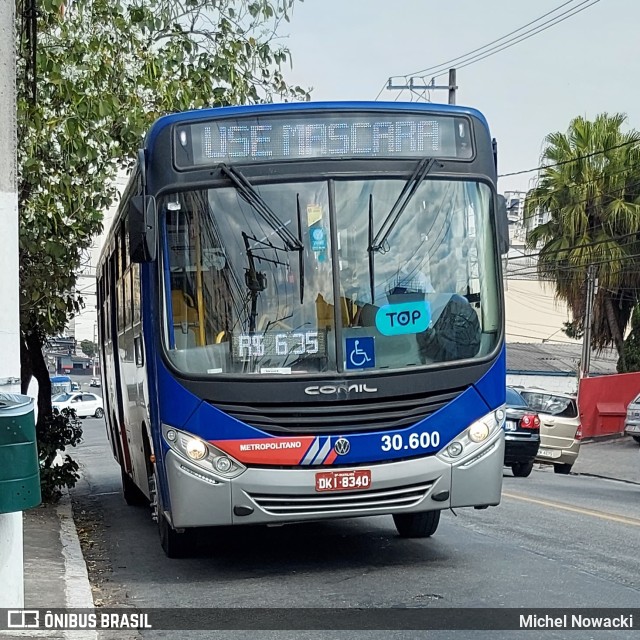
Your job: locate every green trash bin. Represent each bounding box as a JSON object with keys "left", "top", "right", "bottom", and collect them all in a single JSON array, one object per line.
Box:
[{"left": 0, "top": 392, "right": 41, "bottom": 513}]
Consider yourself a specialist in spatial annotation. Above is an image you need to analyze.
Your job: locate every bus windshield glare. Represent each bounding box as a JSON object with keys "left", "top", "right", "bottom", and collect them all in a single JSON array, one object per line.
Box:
[{"left": 161, "top": 176, "right": 499, "bottom": 376}]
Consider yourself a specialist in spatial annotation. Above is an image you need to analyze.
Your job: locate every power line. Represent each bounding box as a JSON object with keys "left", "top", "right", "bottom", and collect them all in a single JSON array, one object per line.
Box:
[
  {"left": 401, "top": 0, "right": 582, "bottom": 78},
  {"left": 504, "top": 251, "right": 640, "bottom": 279},
  {"left": 389, "top": 0, "right": 601, "bottom": 86},
  {"left": 504, "top": 248, "right": 640, "bottom": 278},
  {"left": 428, "top": 0, "right": 601, "bottom": 79},
  {"left": 505, "top": 331, "right": 577, "bottom": 343},
  {"left": 499, "top": 138, "right": 640, "bottom": 178},
  {"left": 522, "top": 175, "right": 640, "bottom": 213},
  {"left": 506, "top": 230, "right": 640, "bottom": 266},
  {"left": 374, "top": 82, "right": 388, "bottom": 101}
]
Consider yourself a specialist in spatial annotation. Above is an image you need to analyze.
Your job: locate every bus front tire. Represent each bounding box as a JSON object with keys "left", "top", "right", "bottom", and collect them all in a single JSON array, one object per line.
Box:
[
  {"left": 150, "top": 469, "right": 190, "bottom": 558},
  {"left": 393, "top": 510, "right": 440, "bottom": 538},
  {"left": 157, "top": 512, "right": 190, "bottom": 559}
]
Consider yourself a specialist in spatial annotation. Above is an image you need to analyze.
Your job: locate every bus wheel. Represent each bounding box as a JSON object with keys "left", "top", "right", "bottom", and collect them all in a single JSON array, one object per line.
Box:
[
  {"left": 121, "top": 468, "right": 148, "bottom": 506},
  {"left": 157, "top": 512, "right": 190, "bottom": 559},
  {"left": 149, "top": 470, "right": 189, "bottom": 558},
  {"left": 393, "top": 510, "right": 440, "bottom": 538}
]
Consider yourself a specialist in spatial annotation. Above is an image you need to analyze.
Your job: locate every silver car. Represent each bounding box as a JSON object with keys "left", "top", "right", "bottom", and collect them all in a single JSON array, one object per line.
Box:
[
  {"left": 519, "top": 389, "right": 582, "bottom": 474},
  {"left": 624, "top": 394, "right": 640, "bottom": 444}
]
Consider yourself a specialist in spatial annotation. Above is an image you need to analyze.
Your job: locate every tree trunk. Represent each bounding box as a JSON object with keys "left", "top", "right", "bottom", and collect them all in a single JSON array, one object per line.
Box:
[
  {"left": 20, "top": 336, "right": 33, "bottom": 395},
  {"left": 605, "top": 296, "right": 625, "bottom": 369},
  {"left": 24, "top": 330, "right": 52, "bottom": 427}
]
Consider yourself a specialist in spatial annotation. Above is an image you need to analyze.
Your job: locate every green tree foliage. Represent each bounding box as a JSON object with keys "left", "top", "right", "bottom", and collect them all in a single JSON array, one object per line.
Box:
[
  {"left": 80, "top": 340, "right": 97, "bottom": 358},
  {"left": 16, "top": 0, "right": 308, "bottom": 499},
  {"left": 524, "top": 114, "right": 640, "bottom": 369},
  {"left": 37, "top": 409, "right": 83, "bottom": 502},
  {"left": 618, "top": 306, "right": 640, "bottom": 373}
]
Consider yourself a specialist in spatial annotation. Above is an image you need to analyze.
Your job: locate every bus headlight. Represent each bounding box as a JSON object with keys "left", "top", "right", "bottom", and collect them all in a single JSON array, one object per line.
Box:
[
  {"left": 447, "top": 442, "right": 464, "bottom": 457},
  {"left": 214, "top": 457, "right": 233, "bottom": 473},
  {"left": 162, "top": 424, "right": 245, "bottom": 479},
  {"left": 469, "top": 421, "right": 490, "bottom": 443},
  {"left": 437, "top": 407, "right": 504, "bottom": 464},
  {"left": 185, "top": 438, "right": 207, "bottom": 461}
]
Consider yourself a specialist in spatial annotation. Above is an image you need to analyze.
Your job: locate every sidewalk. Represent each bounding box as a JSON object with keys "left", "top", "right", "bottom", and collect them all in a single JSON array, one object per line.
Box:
[
  {"left": 571, "top": 434, "right": 640, "bottom": 484},
  {"left": 1, "top": 497, "right": 96, "bottom": 640},
  {"left": 7, "top": 435, "right": 639, "bottom": 637}
]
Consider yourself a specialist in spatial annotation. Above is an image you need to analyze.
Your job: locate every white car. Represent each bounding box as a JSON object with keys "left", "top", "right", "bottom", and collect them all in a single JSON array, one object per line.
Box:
[{"left": 52, "top": 392, "right": 104, "bottom": 418}]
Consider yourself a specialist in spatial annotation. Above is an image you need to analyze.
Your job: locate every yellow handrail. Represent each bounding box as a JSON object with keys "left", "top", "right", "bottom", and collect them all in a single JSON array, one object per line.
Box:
[{"left": 193, "top": 210, "right": 206, "bottom": 346}]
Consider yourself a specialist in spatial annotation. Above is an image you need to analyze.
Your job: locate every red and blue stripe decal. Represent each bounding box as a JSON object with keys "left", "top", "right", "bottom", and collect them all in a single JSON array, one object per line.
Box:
[{"left": 211, "top": 436, "right": 338, "bottom": 466}]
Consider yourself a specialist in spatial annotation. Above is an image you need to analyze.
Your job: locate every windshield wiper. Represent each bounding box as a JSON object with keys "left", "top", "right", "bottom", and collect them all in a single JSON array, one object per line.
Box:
[
  {"left": 368, "top": 193, "right": 375, "bottom": 302},
  {"left": 219, "top": 164, "right": 303, "bottom": 252},
  {"left": 368, "top": 157, "right": 441, "bottom": 252}
]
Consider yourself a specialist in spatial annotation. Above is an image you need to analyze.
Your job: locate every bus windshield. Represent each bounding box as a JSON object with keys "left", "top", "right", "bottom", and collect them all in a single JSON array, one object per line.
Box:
[{"left": 161, "top": 176, "right": 500, "bottom": 376}]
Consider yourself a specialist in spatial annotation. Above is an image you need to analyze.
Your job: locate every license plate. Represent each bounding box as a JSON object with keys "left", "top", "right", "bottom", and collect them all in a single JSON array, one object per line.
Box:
[
  {"left": 315, "top": 469, "right": 371, "bottom": 492},
  {"left": 537, "top": 448, "right": 555, "bottom": 458},
  {"left": 505, "top": 420, "right": 517, "bottom": 431}
]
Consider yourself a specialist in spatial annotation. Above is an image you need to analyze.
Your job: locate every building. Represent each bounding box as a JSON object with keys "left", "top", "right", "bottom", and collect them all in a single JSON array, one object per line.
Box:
[{"left": 507, "top": 342, "right": 618, "bottom": 395}]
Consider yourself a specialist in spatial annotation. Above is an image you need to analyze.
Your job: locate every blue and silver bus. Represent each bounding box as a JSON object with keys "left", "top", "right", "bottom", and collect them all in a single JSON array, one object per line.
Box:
[{"left": 97, "top": 102, "right": 508, "bottom": 557}]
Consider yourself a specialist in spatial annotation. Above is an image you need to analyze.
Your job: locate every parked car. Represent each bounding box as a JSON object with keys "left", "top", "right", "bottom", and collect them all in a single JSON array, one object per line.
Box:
[
  {"left": 90, "top": 378, "right": 101, "bottom": 388},
  {"left": 624, "top": 393, "right": 640, "bottom": 444},
  {"left": 519, "top": 389, "right": 582, "bottom": 474},
  {"left": 504, "top": 387, "right": 541, "bottom": 477},
  {"left": 52, "top": 392, "right": 104, "bottom": 418}
]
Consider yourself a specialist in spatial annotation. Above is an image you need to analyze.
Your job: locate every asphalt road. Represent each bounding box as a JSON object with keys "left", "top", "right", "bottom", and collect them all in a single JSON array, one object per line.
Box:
[{"left": 71, "top": 418, "right": 640, "bottom": 640}]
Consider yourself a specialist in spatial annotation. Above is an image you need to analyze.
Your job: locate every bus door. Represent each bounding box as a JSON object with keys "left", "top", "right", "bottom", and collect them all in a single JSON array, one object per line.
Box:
[{"left": 108, "top": 236, "right": 133, "bottom": 473}]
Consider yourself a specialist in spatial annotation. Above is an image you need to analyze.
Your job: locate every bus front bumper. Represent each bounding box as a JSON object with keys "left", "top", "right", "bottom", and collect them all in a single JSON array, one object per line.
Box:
[{"left": 164, "top": 431, "right": 504, "bottom": 529}]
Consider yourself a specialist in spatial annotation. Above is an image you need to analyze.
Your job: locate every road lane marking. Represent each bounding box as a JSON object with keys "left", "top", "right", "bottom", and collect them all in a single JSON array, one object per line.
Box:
[{"left": 503, "top": 491, "right": 640, "bottom": 527}]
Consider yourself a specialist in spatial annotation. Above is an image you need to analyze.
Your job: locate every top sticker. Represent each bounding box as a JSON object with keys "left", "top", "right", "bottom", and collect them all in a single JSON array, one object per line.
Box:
[{"left": 375, "top": 301, "right": 431, "bottom": 336}]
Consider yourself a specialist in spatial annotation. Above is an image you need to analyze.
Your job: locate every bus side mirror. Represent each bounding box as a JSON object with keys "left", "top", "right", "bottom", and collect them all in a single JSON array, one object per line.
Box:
[
  {"left": 496, "top": 194, "right": 509, "bottom": 255},
  {"left": 129, "top": 195, "right": 157, "bottom": 262}
]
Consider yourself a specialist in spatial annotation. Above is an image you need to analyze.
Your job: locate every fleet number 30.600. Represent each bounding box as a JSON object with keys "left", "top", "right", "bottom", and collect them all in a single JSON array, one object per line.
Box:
[{"left": 380, "top": 431, "right": 440, "bottom": 452}]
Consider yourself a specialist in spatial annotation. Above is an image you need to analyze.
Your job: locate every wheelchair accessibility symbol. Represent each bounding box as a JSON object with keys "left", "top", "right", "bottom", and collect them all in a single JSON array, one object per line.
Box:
[{"left": 345, "top": 337, "right": 375, "bottom": 370}]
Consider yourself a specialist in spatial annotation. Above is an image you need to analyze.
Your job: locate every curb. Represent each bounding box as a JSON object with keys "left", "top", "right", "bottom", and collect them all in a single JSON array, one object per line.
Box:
[
  {"left": 1, "top": 495, "right": 96, "bottom": 640},
  {"left": 58, "top": 494, "right": 98, "bottom": 640},
  {"left": 579, "top": 433, "right": 626, "bottom": 444},
  {"left": 57, "top": 494, "right": 95, "bottom": 609},
  {"left": 573, "top": 471, "right": 640, "bottom": 486}
]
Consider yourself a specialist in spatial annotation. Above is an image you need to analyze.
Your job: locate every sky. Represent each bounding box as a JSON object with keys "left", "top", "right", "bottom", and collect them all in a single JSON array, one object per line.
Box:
[
  {"left": 279, "top": 0, "right": 639, "bottom": 194},
  {"left": 73, "top": 0, "right": 636, "bottom": 343}
]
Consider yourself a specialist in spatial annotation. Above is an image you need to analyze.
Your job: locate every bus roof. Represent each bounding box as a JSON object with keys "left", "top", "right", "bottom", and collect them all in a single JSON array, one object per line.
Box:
[
  {"left": 50, "top": 375, "right": 72, "bottom": 382},
  {"left": 146, "top": 100, "right": 491, "bottom": 151}
]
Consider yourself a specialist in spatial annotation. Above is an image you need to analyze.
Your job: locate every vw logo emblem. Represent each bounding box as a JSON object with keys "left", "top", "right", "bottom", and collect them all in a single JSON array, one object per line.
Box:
[{"left": 334, "top": 438, "right": 350, "bottom": 455}]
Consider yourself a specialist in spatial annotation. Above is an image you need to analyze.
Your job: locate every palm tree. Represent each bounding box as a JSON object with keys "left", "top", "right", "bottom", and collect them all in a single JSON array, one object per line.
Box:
[{"left": 524, "top": 113, "right": 640, "bottom": 369}]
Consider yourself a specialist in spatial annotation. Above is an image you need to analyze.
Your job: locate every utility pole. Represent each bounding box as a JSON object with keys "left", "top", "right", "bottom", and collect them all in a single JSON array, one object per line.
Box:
[
  {"left": 580, "top": 264, "right": 597, "bottom": 378},
  {"left": 386, "top": 68, "right": 458, "bottom": 104},
  {"left": 0, "top": 0, "right": 24, "bottom": 608},
  {"left": 93, "top": 322, "right": 98, "bottom": 376},
  {"left": 448, "top": 68, "right": 456, "bottom": 105}
]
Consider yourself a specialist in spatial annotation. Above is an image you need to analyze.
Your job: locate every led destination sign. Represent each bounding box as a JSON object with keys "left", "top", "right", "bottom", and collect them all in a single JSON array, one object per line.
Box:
[{"left": 175, "top": 113, "right": 473, "bottom": 167}]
